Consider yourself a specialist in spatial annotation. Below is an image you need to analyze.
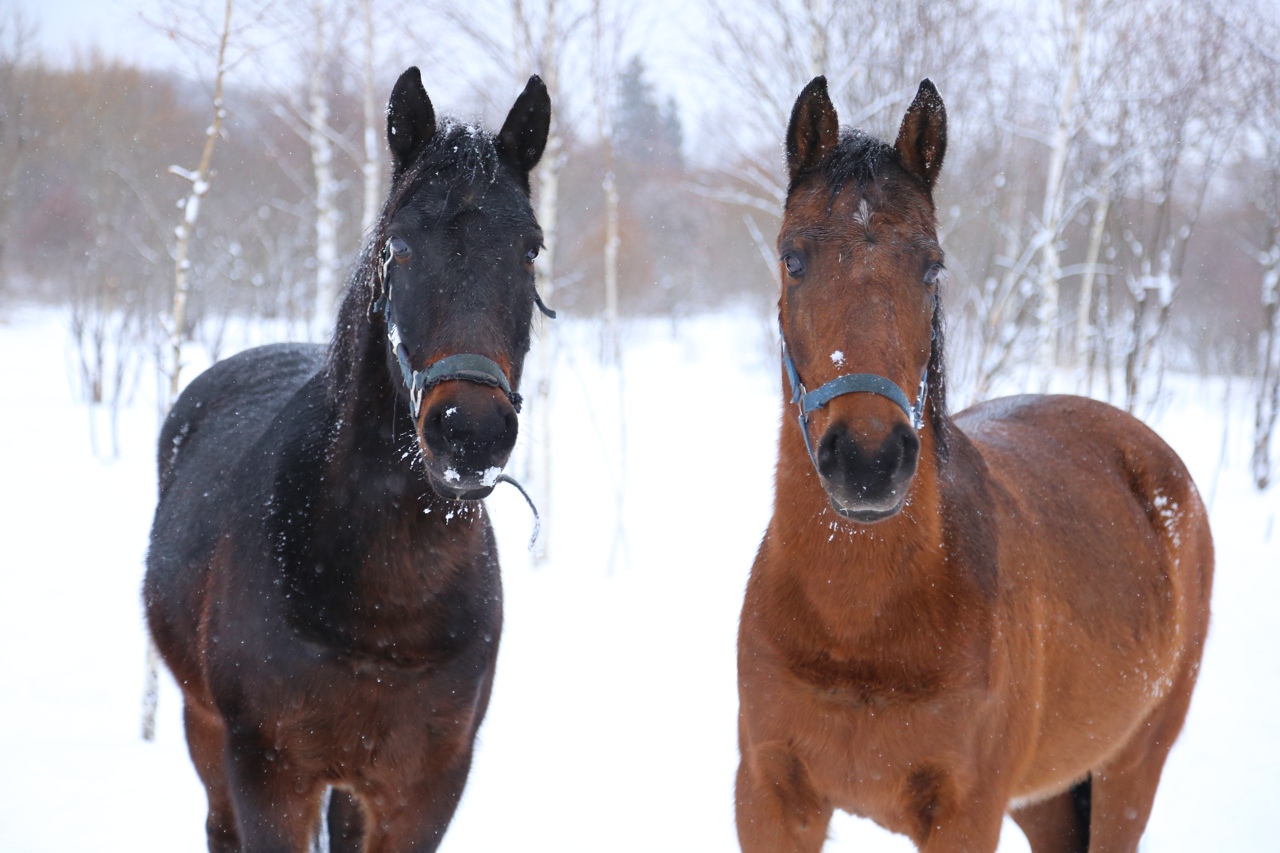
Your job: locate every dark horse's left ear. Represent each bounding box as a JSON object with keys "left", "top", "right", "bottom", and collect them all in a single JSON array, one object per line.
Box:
[
  {"left": 894, "top": 79, "right": 947, "bottom": 190},
  {"left": 388, "top": 67, "right": 437, "bottom": 178},
  {"left": 498, "top": 75, "right": 551, "bottom": 182}
]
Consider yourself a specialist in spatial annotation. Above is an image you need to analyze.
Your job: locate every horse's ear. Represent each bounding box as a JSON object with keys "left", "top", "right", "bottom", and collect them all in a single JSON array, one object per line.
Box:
[
  {"left": 787, "top": 76, "right": 839, "bottom": 185},
  {"left": 387, "top": 67, "right": 436, "bottom": 177},
  {"left": 498, "top": 75, "right": 551, "bottom": 178},
  {"left": 894, "top": 79, "right": 947, "bottom": 190}
]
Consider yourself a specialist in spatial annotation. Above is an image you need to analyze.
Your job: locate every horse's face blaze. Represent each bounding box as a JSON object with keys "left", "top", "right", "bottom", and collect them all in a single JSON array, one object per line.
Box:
[
  {"left": 779, "top": 79, "right": 947, "bottom": 522},
  {"left": 381, "top": 70, "right": 550, "bottom": 500}
]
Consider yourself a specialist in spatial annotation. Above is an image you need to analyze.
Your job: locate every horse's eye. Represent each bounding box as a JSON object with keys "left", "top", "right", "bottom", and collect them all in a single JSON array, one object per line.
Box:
[
  {"left": 782, "top": 253, "right": 805, "bottom": 278},
  {"left": 924, "top": 263, "right": 944, "bottom": 287},
  {"left": 388, "top": 235, "right": 411, "bottom": 260},
  {"left": 525, "top": 246, "right": 540, "bottom": 263}
]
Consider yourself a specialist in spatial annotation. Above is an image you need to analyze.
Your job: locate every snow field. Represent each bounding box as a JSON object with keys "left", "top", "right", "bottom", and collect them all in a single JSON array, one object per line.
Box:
[{"left": 0, "top": 308, "right": 1275, "bottom": 851}]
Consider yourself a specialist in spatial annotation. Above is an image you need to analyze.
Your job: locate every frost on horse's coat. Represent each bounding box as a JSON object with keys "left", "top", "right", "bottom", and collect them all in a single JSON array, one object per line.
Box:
[
  {"left": 735, "top": 77, "right": 1212, "bottom": 853},
  {"left": 144, "top": 67, "right": 551, "bottom": 852}
]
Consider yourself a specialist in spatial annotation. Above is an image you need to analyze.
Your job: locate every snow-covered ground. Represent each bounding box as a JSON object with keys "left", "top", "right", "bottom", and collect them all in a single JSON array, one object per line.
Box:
[{"left": 0, "top": 307, "right": 1275, "bottom": 851}]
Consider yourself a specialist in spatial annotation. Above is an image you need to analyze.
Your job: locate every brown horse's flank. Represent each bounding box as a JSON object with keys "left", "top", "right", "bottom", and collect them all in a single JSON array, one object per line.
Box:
[{"left": 736, "top": 77, "right": 1212, "bottom": 853}]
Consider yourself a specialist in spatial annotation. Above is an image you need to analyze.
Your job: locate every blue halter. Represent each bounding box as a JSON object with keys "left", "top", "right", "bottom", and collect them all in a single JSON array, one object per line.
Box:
[
  {"left": 780, "top": 295, "right": 935, "bottom": 469},
  {"left": 370, "top": 240, "right": 523, "bottom": 419}
]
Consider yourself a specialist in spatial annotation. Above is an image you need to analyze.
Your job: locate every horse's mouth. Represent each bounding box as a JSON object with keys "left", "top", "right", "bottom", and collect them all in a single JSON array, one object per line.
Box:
[
  {"left": 424, "top": 463, "right": 506, "bottom": 502},
  {"left": 827, "top": 491, "right": 907, "bottom": 524}
]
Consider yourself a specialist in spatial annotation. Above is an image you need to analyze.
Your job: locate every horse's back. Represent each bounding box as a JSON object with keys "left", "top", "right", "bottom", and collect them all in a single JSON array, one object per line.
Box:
[
  {"left": 145, "top": 343, "right": 326, "bottom": 683},
  {"left": 955, "top": 394, "right": 1213, "bottom": 788},
  {"left": 956, "top": 392, "right": 1213, "bottom": 598}
]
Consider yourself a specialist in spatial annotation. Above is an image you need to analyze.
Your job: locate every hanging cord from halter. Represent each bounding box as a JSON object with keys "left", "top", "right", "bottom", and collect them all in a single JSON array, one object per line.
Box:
[{"left": 493, "top": 473, "right": 542, "bottom": 549}]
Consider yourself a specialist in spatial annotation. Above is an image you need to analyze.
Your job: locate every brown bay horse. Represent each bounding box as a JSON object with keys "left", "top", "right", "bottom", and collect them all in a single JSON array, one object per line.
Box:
[
  {"left": 735, "top": 77, "right": 1213, "bottom": 853},
  {"left": 144, "top": 68, "right": 551, "bottom": 851}
]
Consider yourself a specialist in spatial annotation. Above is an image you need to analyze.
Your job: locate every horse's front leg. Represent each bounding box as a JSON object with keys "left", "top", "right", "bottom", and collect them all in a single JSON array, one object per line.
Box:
[
  {"left": 735, "top": 741, "right": 834, "bottom": 853},
  {"left": 907, "top": 780, "right": 1006, "bottom": 853},
  {"left": 359, "top": 744, "right": 477, "bottom": 853},
  {"left": 224, "top": 729, "right": 327, "bottom": 853}
]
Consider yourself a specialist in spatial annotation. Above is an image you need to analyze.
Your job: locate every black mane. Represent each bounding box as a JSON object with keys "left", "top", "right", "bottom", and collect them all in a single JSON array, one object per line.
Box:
[{"left": 815, "top": 129, "right": 895, "bottom": 195}]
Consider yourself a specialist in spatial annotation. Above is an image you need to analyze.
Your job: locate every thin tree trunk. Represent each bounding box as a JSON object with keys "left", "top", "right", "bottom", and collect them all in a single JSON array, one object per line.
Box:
[
  {"left": 310, "top": 0, "right": 339, "bottom": 329},
  {"left": 1077, "top": 181, "right": 1110, "bottom": 393},
  {"left": 1036, "top": 0, "right": 1087, "bottom": 384},
  {"left": 360, "top": 0, "right": 379, "bottom": 238},
  {"left": 151, "top": 0, "right": 233, "bottom": 743},
  {"left": 806, "top": 0, "right": 829, "bottom": 78},
  {"left": 525, "top": 0, "right": 562, "bottom": 563},
  {"left": 1253, "top": 242, "right": 1280, "bottom": 489}
]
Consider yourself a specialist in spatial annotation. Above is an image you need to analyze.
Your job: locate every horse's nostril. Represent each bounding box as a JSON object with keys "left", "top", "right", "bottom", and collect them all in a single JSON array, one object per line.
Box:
[{"left": 895, "top": 423, "right": 920, "bottom": 473}]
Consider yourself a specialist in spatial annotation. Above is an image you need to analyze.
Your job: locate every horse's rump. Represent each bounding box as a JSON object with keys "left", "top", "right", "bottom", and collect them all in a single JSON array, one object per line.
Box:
[{"left": 957, "top": 393, "right": 1213, "bottom": 795}]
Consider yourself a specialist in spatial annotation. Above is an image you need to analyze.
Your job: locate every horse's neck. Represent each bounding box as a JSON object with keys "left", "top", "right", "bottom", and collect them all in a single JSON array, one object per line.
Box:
[{"left": 310, "top": 315, "right": 485, "bottom": 596}]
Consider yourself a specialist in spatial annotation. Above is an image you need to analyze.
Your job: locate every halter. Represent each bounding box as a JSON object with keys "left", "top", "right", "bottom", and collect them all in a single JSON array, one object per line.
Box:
[
  {"left": 370, "top": 239, "right": 524, "bottom": 419},
  {"left": 780, "top": 293, "right": 936, "bottom": 470}
]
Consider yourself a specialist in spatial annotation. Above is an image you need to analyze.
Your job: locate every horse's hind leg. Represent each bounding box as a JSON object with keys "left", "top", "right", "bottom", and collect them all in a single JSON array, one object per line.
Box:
[
  {"left": 184, "top": 701, "right": 240, "bottom": 853},
  {"left": 1086, "top": 677, "right": 1196, "bottom": 853},
  {"left": 1009, "top": 779, "right": 1090, "bottom": 853}
]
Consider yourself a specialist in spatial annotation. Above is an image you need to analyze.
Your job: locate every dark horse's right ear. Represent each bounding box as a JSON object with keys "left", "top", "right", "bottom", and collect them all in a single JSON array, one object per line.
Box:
[
  {"left": 498, "top": 75, "right": 551, "bottom": 183},
  {"left": 388, "top": 67, "right": 436, "bottom": 177},
  {"left": 787, "top": 76, "right": 839, "bottom": 185}
]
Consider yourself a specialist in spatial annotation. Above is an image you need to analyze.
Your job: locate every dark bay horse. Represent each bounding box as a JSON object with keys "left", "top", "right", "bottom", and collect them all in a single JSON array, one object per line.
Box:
[
  {"left": 735, "top": 77, "right": 1213, "bottom": 853},
  {"left": 144, "top": 67, "right": 550, "bottom": 852}
]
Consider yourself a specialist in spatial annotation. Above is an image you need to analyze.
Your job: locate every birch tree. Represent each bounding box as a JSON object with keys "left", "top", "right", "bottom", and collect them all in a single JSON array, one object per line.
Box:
[
  {"left": 165, "top": 0, "right": 233, "bottom": 408},
  {"left": 1112, "top": 1, "right": 1238, "bottom": 413},
  {"left": 146, "top": 0, "right": 236, "bottom": 742},
  {"left": 1237, "top": 8, "right": 1280, "bottom": 489}
]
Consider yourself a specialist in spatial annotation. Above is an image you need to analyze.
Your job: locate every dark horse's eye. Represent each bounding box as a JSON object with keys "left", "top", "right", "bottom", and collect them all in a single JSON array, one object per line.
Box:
[
  {"left": 782, "top": 253, "right": 805, "bottom": 278},
  {"left": 924, "top": 263, "right": 944, "bottom": 287},
  {"left": 388, "top": 235, "right": 411, "bottom": 261},
  {"left": 525, "top": 246, "right": 540, "bottom": 263}
]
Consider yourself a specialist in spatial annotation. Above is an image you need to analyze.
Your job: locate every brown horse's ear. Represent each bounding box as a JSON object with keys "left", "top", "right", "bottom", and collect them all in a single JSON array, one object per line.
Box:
[
  {"left": 498, "top": 75, "right": 551, "bottom": 179},
  {"left": 388, "top": 67, "right": 436, "bottom": 177},
  {"left": 894, "top": 79, "right": 947, "bottom": 190},
  {"left": 787, "top": 76, "right": 840, "bottom": 185}
]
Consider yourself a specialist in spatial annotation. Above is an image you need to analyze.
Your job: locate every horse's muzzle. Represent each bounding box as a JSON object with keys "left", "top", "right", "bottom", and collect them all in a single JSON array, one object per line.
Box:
[
  {"left": 816, "top": 421, "right": 919, "bottom": 522},
  {"left": 417, "top": 388, "right": 519, "bottom": 501}
]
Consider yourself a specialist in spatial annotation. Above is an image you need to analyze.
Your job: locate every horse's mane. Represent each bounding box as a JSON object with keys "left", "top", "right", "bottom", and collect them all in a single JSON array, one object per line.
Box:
[{"left": 324, "top": 120, "right": 502, "bottom": 403}]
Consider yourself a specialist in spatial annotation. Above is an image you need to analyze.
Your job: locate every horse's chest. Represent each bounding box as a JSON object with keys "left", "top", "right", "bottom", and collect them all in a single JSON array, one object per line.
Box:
[{"left": 263, "top": 637, "right": 498, "bottom": 785}]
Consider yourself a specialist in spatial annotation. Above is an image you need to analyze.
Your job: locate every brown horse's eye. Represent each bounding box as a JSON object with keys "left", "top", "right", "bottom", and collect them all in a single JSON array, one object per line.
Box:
[
  {"left": 924, "top": 263, "right": 944, "bottom": 287},
  {"left": 783, "top": 253, "right": 805, "bottom": 278}
]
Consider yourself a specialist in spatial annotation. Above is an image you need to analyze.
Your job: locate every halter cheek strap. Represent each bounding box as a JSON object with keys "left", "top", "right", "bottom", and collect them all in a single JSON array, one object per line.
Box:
[
  {"left": 372, "top": 240, "right": 524, "bottom": 419},
  {"left": 781, "top": 294, "right": 935, "bottom": 470}
]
